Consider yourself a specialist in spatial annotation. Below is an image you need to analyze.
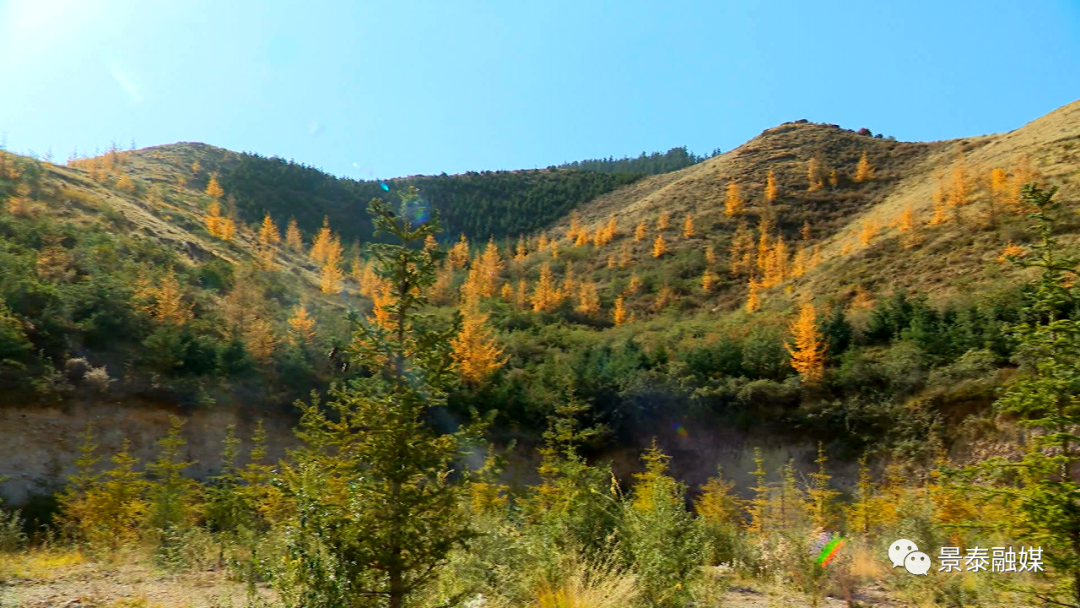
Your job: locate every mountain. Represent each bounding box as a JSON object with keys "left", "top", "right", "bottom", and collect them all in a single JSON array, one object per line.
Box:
[
  {"left": 1, "top": 100, "right": 1079, "bottom": 498},
  {"left": 112, "top": 142, "right": 644, "bottom": 246},
  {"left": 557, "top": 100, "right": 1080, "bottom": 308}
]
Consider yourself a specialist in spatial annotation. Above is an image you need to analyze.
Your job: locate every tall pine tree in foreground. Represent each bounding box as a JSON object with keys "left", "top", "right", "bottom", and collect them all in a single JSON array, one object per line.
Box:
[
  {"left": 277, "top": 188, "right": 488, "bottom": 608},
  {"left": 967, "top": 184, "right": 1080, "bottom": 607}
]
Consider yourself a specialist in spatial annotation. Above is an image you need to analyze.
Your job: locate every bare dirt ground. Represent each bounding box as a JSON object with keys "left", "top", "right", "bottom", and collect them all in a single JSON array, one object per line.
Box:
[
  {"left": 0, "top": 551, "right": 273, "bottom": 608},
  {"left": 1, "top": 565, "right": 900, "bottom": 608}
]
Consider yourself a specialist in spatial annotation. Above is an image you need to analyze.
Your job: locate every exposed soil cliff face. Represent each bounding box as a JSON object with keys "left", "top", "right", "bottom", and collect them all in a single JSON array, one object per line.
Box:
[{"left": 0, "top": 402, "right": 297, "bottom": 505}]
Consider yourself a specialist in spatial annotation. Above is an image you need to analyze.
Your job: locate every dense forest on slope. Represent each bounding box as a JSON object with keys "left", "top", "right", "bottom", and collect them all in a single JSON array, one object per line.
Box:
[
  {"left": 555, "top": 145, "right": 720, "bottom": 175},
  {"left": 215, "top": 153, "right": 642, "bottom": 244}
]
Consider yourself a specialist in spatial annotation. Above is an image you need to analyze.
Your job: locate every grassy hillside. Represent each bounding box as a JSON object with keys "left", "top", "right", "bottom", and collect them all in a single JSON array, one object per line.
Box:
[
  {"left": 1, "top": 100, "right": 1079, "bottom": 456},
  {"left": 5, "top": 101, "right": 1080, "bottom": 608},
  {"left": 115, "top": 143, "right": 643, "bottom": 245}
]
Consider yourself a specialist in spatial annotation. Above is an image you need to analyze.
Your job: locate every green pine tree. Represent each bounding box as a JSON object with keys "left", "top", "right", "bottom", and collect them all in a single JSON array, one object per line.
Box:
[
  {"left": 146, "top": 416, "right": 198, "bottom": 532},
  {"left": 276, "top": 188, "right": 488, "bottom": 608},
  {"left": 969, "top": 184, "right": 1080, "bottom": 606}
]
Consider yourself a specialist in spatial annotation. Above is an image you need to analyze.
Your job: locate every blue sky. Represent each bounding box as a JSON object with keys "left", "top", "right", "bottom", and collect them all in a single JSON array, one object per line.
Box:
[{"left": 1, "top": 0, "right": 1077, "bottom": 180}]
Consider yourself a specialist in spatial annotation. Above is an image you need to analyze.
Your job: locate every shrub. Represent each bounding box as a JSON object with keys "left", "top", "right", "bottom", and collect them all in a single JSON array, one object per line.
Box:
[
  {"left": 83, "top": 365, "right": 114, "bottom": 393},
  {"left": 0, "top": 507, "right": 26, "bottom": 552}
]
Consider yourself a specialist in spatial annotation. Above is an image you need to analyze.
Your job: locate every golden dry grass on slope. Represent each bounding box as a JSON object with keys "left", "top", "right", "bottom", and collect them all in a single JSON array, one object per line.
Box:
[
  {"left": 544, "top": 99, "right": 1080, "bottom": 309},
  {"left": 19, "top": 143, "right": 324, "bottom": 290}
]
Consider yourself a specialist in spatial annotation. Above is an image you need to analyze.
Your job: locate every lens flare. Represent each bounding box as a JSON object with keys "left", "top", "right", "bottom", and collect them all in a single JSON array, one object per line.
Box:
[
  {"left": 380, "top": 182, "right": 390, "bottom": 191},
  {"left": 400, "top": 194, "right": 431, "bottom": 225},
  {"left": 671, "top": 422, "right": 689, "bottom": 438}
]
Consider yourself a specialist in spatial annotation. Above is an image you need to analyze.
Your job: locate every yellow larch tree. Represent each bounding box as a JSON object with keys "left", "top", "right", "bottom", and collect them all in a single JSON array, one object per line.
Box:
[
  {"left": 807, "top": 157, "right": 825, "bottom": 192},
  {"left": 218, "top": 217, "right": 236, "bottom": 242},
  {"left": 624, "top": 272, "right": 642, "bottom": 296},
  {"left": 220, "top": 273, "right": 277, "bottom": 363},
  {"left": 705, "top": 244, "right": 716, "bottom": 266},
  {"left": 499, "top": 282, "right": 514, "bottom": 302},
  {"left": 461, "top": 259, "right": 484, "bottom": 303},
  {"left": 765, "top": 170, "right": 778, "bottom": 203},
  {"left": 575, "top": 280, "right": 600, "bottom": 315},
  {"left": 423, "top": 234, "right": 438, "bottom": 252},
  {"left": 447, "top": 234, "right": 471, "bottom": 269},
  {"left": 592, "top": 225, "right": 607, "bottom": 247},
  {"left": 287, "top": 303, "right": 316, "bottom": 345},
  {"left": 429, "top": 264, "right": 455, "bottom": 306},
  {"left": 695, "top": 466, "right": 740, "bottom": 526},
  {"left": 854, "top": 151, "right": 874, "bottom": 183},
  {"left": 756, "top": 215, "right": 774, "bottom": 274},
  {"left": 574, "top": 230, "right": 589, "bottom": 247},
  {"left": 613, "top": 297, "right": 627, "bottom": 325},
  {"left": 746, "top": 448, "right": 769, "bottom": 535},
  {"left": 828, "top": 169, "right": 839, "bottom": 188},
  {"left": 849, "top": 285, "right": 874, "bottom": 312},
  {"left": 116, "top": 173, "right": 136, "bottom": 193},
  {"left": 652, "top": 234, "right": 667, "bottom": 258},
  {"left": 450, "top": 299, "right": 507, "bottom": 385},
  {"left": 476, "top": 238, "right": 505, "bottom": 297},
  {"left": 997, "top": 241, "right": 1027, "bottom": 263},
  {"left": 560, "top": 263, "right": 576, "bottom": 298},
  {"left": 191, "top": 160, "right": 201, "bottom": 174},
  {"left": 135, "top": 267, "right": 193, "bottom": 326},
  {"left": 256, "top": 214, "right": 281, "bottom": 270},
  {"left": 745, "top": 278, "right": 761, "bottom": 313},
  {"left": 619, "top": 241, "right": 632, "bottom": 268},
  {"left": 566, "top": 211, "right": 583, "bottom": 243},
  {"left": 787, "top": 301, "right": 826, "bottom": 384},
  {"left": 514, "top": 235, "right": 527, "bottom": 262},
  {"left": 898, "top": 206, "right": 923, "bottom": 249},
  {"left": 319, "top": 234, "right": 345, "bottom": 294},
  {"left": 683, "top": 213, "right": 695, "bottom": 238},
  {"left": 656, "top": 212, "right": 669, "bottom": 231},
  {"left": 947, "top": 156, "right": 971, "bottom": 209},
  {"left": 531, "top": 262, "right": 563, "bottom": 312},
  {"left": 606, "top": 253, "right": 616, "bottom": 269},
  {"left": 724, "top": 181, "right": 744, "bottom": 217},
  {"left": 858, "top": 218, "right": 879, "bottom": 247},
  {"left": 1007, "top": 156, "right": 1042, "bottom": 209},
  {"left": 284, "top": 217, "right": 304, "bottom": 252},
  {"left": 603, "top": 215, "right": 617, "bottom": 243},
  {"left": 805, "top": 442, "right": 840, "bottom": 530},
  {"left": 652, "top": 284, "right": 675, "bottom": 312},
  {"left": 989, "top": 166, "right": 1008, "bottom": 206},
  {"left": 701, "top": 269, "right": 714, "bottom": 292},
  {"left": 357, "top": 261, "right": 382, "bottom": 299},
  {"left": 791, "top": 245, "right": 807, "bottom": 278},
  {"left": 204, "top": 200, "right": 224, "bottom": 237},
  {"left": 536, "top": 232, "right": 549, "bottom": 252},
  {"left": 762, "top": 236, "right": 789, "bottom": 288},
  {"left": 728, "top": 221, "right": 755, "bottom": 277},
  {"left": 368, "top": 282, "right": 396, "bottom": 331},
  {"left": 634, "top": 220, "right": 647, "bottom": 242},
  {"left": 928, "top": 174, "right": 951, "bottom": 226},
  {"left": 205, "top": 173, "right": 224, "bottom": 199},
  {"left": 310, "top": 217, "right": 334, "bottom": 265},
  {"left": 514, "top": 279, "right": 528, "bottom": 309}
]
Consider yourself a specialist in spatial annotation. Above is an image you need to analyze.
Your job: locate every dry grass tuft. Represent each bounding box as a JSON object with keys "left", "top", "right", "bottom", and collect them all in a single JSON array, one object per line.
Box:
[{"left": 532, "top": 556, "right": 638, "bottom": 608}]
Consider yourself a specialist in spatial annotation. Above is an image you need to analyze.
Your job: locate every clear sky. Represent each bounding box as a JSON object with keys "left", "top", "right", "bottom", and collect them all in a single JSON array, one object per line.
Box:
[{"left": 1, "top": 0, "right": 1077, "bottom": 180}]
